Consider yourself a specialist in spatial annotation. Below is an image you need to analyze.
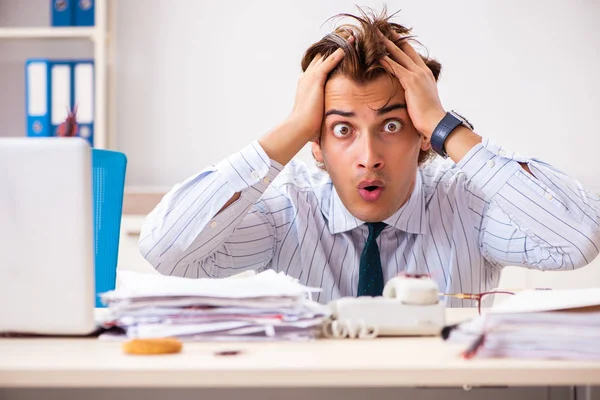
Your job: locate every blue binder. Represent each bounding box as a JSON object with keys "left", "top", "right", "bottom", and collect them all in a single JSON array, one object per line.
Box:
[
  {"left": 25, "top": 60, "right": 53, "bottom": 137},
  {"left": 73, "top": 60, "right": 95, "bottom": 146},
  {"left": 49, "top": 60, "right": 74, "bottom": 138},
  {"left": 51, "top": 0, "right": 74, "bottom": 27},
  {"left": 26, "top": 59, "right": 94, "bottom": 146},
  {"left": 74, "top": 0, "right": 95, "bottom": 26}
]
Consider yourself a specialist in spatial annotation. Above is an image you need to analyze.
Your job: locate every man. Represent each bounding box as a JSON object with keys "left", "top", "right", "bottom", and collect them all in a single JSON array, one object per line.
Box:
[{"left": 139, "top": 10, "right": 600, "bottom": 306}]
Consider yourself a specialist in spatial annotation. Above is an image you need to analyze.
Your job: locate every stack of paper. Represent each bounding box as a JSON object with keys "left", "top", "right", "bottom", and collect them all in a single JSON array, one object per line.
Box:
[
  {"left": 99, "top": 270, "right": 329, "bottom": 341},
  {"left": 447, "top": 288, "right": 600, "bottom": 360}
]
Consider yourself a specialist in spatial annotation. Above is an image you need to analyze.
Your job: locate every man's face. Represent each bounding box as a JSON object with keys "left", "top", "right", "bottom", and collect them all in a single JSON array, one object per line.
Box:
[{"left": 312, "top": 74, "right": 428, "bottom": 222}]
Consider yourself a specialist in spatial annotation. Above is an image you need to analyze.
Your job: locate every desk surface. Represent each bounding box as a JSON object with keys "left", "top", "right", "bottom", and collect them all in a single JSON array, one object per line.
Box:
[{"left": 1, "top": 308, "right": 599, "bottom": 388}]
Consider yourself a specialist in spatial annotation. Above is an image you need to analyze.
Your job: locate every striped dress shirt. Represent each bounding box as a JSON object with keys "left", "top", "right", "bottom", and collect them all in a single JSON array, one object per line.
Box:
[{"left": 139, "top": 138, "right": 600, "bottom": 306}]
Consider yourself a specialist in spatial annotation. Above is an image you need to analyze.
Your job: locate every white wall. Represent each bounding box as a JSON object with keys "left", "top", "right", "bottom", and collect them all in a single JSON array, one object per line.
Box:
[{"left": 114, "top": 0, "right": 600, "bottom": 193}]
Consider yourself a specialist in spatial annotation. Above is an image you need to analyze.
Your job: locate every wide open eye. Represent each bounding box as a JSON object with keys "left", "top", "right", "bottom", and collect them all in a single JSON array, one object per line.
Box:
[
  {"left": 332, "top": 123, "right": 352, "bottom": 138},
  {"left": 382, "top": 119, "right": 403, "bottom": 133}
]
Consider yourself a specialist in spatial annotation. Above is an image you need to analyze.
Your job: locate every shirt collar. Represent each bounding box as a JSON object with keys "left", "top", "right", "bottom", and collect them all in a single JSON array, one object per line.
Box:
[{"left": 327, "top": 171, "right": 426, "bottom": 235}]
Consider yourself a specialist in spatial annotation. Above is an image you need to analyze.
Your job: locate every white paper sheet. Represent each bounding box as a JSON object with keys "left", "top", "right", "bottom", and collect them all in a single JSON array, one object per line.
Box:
[
  {"left": 489, "top": 287, "right": 600, "bottom": 314},
  {"left": 102, "top": 269, "right": 321, "bottom": 300}
]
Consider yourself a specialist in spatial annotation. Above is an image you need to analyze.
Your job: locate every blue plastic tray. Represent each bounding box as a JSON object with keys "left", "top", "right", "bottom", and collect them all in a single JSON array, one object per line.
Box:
[{"left": 92, "top": 149, "right": 127, "bottom": 307}]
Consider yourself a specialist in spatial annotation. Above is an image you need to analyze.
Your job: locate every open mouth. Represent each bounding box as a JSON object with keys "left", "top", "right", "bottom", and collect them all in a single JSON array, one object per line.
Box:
[{"left": 358, "top": 181, "right": 385, "bottom": 202}]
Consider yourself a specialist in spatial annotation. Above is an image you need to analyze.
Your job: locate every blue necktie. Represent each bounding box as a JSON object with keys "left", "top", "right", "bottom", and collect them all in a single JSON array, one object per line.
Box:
[{"left": 357, "top": 222, "right": 387, "bottom": 296}]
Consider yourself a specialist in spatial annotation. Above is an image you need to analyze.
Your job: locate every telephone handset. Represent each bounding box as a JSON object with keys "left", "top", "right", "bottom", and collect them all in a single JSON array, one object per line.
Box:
[{"left": 323, "top": 274, "right": 445, "bottom": 339}]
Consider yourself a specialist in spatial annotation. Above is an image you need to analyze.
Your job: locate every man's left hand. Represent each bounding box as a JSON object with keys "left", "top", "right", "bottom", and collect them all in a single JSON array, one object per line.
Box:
[{"left": 378, "top": 29, "right": 446, "bottom": 141}]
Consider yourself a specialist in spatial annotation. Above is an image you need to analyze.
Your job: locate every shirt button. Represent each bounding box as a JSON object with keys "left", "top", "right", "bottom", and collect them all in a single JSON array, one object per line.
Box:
[
  {"left": 210, "top": 221, "right": 218, "bottom": 228},
  {"left": 545, "top": 192, "right": 554, "bottom": 201},
  {"left": 250, "top": 171, "right": 260, "bottom": 179},
  {"left": 498, "top": 150, "right": 506, "bottom": 157},
  {"left": 487, "top": 160, "right": 495, "bottom": 168},
  {"left": 263, "top": 177, "right": 270, "bottom": 184}
]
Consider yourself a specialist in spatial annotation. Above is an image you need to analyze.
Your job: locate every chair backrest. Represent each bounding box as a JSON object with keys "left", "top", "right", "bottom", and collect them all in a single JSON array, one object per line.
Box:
[{"left": 92, "top": 149, "right": 127, "bottom": 307}]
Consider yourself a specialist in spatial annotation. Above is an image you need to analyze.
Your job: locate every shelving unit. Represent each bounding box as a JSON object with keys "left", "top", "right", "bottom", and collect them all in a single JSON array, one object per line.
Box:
[
  {"left": 0, "top": 0, "right": 110, "bottom": 149},
  {"left": 0, "top": 27, "right": 95, "bottom": 39}
]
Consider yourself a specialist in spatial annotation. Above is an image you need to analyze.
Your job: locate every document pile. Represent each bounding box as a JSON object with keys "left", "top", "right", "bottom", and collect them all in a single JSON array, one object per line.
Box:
[
  {"left": 446, "top": 288, "right": 600, "bottom": 360},
  {"left": 100, "top": 270, "right": 328, "bottom": 341}
]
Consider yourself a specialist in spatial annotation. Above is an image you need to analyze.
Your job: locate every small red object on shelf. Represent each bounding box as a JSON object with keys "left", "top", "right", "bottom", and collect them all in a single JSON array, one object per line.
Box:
[{"left": 56, "top": 104, "right": 79, "bottom": 137}]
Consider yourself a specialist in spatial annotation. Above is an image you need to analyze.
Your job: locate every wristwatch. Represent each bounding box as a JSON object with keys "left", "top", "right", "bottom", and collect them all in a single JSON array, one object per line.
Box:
[{"left": 430, "top": 110, "right": 474, "bottom": 158}]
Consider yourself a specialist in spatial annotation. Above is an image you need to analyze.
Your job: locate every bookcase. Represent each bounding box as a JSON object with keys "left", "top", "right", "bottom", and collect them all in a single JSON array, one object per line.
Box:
[{"left": 0, "top": 0, "right": 112, "bottom": 149}]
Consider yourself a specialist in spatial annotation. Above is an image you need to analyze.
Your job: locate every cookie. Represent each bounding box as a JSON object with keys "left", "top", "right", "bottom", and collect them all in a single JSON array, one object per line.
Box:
[{"left": 122, "top": 337, "right": 183, "bottom": 355}]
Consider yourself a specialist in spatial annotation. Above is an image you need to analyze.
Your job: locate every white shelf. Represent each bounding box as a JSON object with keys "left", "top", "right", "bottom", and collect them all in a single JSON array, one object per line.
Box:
[
  {"left": 0, "top": 27, "right": 97, "bottom": 40},
  {"left": 0, "top": 0, "right": 110, "bottom": 149}
]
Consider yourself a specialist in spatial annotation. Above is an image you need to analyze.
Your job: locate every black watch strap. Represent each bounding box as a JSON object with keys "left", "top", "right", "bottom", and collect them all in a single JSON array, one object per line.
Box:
[{"left": 430, "top": 112, "right": 462, "bottom": 157}]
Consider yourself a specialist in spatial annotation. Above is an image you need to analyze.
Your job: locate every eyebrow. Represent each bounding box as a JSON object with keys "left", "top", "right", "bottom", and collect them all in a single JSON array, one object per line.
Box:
[
  {"left": 324, "top": 103, "right": 407, "bottom": 118},
  {"left": 325, "top": 109, "right": 354, "bottom": 118},
  {"left": 377, "top": 103, "right": 406, "bottom": 115}
]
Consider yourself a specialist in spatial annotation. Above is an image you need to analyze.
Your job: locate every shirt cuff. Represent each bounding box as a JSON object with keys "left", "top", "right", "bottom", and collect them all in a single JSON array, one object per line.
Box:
[
  {"left": 216, "top": 140, "right": 283, "bottom": 203},
  {"left": 457, "top": 137, "right": 523, "bottom": 199}
]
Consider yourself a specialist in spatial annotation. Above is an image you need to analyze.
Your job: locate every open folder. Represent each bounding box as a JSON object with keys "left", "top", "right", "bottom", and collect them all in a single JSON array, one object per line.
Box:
[{"left": 446, "top": 288, "right": 600, "bottom": 360}]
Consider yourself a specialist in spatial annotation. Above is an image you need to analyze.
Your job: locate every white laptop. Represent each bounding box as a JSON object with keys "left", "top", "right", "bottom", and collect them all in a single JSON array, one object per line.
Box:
[{"left": 0, "top": 137, "right": 96, "bottom": 335}]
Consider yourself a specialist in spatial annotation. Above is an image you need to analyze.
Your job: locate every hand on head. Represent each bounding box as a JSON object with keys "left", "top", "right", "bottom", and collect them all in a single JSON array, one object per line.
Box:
[
  {"left": 290, "top": 35, "right": 355, "bottom": 143},
  {"left": 377, "top": 29, "right": 444, "bottom": 145}
]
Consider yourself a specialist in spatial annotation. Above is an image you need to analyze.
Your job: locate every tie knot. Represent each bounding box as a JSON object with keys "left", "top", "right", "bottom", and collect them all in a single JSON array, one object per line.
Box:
[{"left": 366, "top": 222, "right": 387, "bottom": 241}]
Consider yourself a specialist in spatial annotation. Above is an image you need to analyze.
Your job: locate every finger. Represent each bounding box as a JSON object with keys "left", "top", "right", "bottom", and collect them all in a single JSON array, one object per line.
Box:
[
  {"left": 381, "top": 55, "right": 409, "bottom": 82},
  {"left": 397, "top": 40, "right": 428, "bottom": 69},
  {"left": 383, "top": 29, "right": 427, "bottom": 68},
  {"left": 310, "top": 54, "right": 326, "bottom": 70},
  {"left": 318, "top": 47, "right": 346, "bottom": 74},
  {"left": 377, "top": 29, "right": 417, "bottom": 71},
  {"left": 307, "top": 54, "right": 323, "bottom": 69}
]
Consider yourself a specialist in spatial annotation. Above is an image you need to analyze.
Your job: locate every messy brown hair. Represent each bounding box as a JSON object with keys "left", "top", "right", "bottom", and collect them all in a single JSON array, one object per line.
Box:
[{"left": 303, "top": 7, "right": 441, "bottom": 165}]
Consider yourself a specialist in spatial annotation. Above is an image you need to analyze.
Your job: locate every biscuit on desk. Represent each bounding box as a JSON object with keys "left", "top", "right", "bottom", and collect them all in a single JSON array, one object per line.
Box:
[{"left": 122, "top": 338, "right": 183, "bottom": 355}]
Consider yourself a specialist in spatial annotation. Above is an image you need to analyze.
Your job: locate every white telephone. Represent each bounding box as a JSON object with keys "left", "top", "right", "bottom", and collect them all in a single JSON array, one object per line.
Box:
[{"left": 324, "top": 274, "right": 445, "bottom": 339}]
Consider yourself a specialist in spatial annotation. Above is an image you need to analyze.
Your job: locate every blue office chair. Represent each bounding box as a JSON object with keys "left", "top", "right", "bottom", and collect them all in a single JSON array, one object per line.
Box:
[{"left": 92, "top": 149, "right": 127, "bottom": 307}]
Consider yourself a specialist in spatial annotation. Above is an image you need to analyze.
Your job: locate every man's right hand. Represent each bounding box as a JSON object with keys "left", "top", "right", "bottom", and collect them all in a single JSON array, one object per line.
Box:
[
  {"left": 289, "top": 38, "right": 354, "bottom": 142},
  {"left": 259, "top": 36, "right": 352, "bottom": 166}
]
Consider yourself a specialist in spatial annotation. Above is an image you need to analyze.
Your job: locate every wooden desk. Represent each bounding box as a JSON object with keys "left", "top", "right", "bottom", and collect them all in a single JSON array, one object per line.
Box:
[{"left": 1, "top": 309, "right": 599, "bottom": 389}]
